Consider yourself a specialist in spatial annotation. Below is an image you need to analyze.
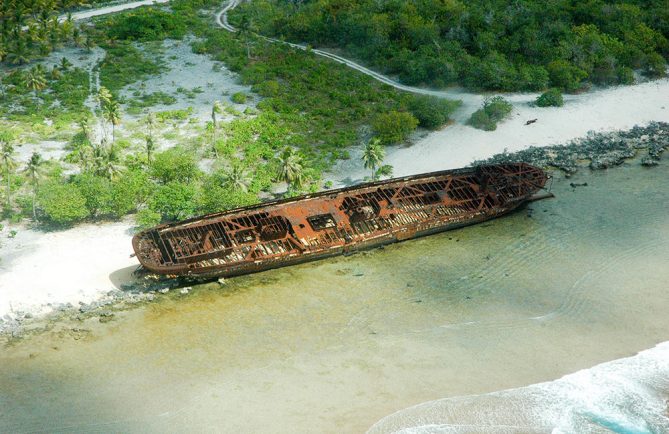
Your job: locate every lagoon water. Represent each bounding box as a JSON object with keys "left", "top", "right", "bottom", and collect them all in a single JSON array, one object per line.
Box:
[{"left": 1, "top": 161, "right": 669, "bottom": 433}]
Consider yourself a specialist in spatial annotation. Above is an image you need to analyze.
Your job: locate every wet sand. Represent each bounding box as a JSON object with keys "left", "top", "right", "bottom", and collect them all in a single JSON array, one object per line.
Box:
[{"left": 1, "top": 159, "right": 669, "bottom": 433}]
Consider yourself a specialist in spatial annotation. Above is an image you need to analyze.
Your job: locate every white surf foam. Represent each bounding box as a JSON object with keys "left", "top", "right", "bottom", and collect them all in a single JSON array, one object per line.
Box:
[{"left": 369, "top": 342, "right": 669, "bottom": 434}]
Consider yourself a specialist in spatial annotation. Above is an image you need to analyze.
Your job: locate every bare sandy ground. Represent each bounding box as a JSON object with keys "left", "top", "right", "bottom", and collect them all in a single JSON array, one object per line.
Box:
[
  {"left": 330, "top": 78, "right": 669, "bottom": 184},
  {"left": 0, "top": 220, "right": 136, "bottom": 321}
]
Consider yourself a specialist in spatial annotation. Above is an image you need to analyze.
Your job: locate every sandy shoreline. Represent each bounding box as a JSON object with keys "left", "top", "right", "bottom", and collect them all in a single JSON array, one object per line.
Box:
[
  {"left": 329, "top": 78, "right": 669, "bottom": 184},
  {"left": 2, "top": 78, "right": 669, "bottom": 325},
  {"left": 0, "top": 220, "right": 136, "bottom": 324}
]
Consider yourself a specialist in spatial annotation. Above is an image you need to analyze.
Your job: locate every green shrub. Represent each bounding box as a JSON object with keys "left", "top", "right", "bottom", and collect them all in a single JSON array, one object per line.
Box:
[
  {"left": 73, "top": 173, "right": 113, "bottom": 217},
  {"left": 642, "top": 52, "right": 667, "bottom": 77},
  {"left": 253, "top": 80, "right": 281, "bottom": 97},
  {"left": 149, "top": 181, "right": 198, "bottom": 222},
  {"left": 38, "top": 182, "right": 90, "bottom": 225},
  {"left": 105, "top": 8, "right": 187, "bottom": 41},
  {"left": 372, "top": 111, "right": 419, "bottom": 145},
  {"left": 150, "top": 148, "right": 200, "bottom": 184},
  {"left": 135, "top": 208, "right": 161, "bottom": 229},
  {"left": 199, "top": 184, "right": 258, "bottom": 214},
  {"left": 468, "top": 109, "right": 495, "bottom": 131},
  {"left": 109, "top": 169, "right": 151, "bottom": 218},
  {"left": 616, "top": 66, "right": 635, "bottom": 85},
  {"left": 535, "top": 88, "right": 564, "bottom": 107},
  {"left": 483, "top": 96, "right": 513, "bottom": 121},
  {"left": 468, "top": 96, "right": 513, "bottom": 131},
  {"left": 547, "top": 60, "right": 587, "bottom": 92},
  {"left": 406, "top": 95, "right": 460, "bottom": 129},
  {"left": 231, "top": 92, "right": 247, "bottom": 104}
]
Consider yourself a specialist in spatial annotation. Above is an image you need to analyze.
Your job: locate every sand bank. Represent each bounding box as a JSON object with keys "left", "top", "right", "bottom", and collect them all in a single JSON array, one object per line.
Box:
[
  {"left": 0, "top": 221, "right": 136, "bottom": 324},
  {"left": 329, "top": 78, "right": 669, "bottom": 184}
]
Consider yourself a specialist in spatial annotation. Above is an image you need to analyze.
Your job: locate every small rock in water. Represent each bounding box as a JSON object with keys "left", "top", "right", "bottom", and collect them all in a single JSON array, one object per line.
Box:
[
  {"left": 98, "top": 311, "right": 114, "bottom": 323},
  {"left": 180, "top": 287, "right": 190, "bottom": 295},
  {"left": 158, "top": 288, "right": 170, "bottom": 294},
  {"left": 641, "top": 156, "right": 659, "bottom": 166},
  {"left": 217, "top": 277, "right": 227, "bottom": 285}
]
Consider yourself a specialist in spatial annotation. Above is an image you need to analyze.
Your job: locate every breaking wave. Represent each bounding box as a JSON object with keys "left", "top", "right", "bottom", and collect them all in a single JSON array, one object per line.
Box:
[{"left": 368, "top": 342, "right": 669, "bottom": 434}]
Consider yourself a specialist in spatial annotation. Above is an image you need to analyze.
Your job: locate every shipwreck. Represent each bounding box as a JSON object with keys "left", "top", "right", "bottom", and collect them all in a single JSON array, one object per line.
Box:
[{"left": 132, "top": 163, "right": 550, "bottom": 279}]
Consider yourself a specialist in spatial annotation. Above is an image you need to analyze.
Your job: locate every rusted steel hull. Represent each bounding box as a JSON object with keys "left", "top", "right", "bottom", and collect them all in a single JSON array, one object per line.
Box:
[{"left": 132, "top": 163, "right": 548, "bottom": 279}]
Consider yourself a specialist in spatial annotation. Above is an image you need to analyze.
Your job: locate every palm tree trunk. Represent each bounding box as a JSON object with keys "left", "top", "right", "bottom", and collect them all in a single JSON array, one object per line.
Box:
[{"left": 5, "top": 165, "right": 10, "bottom": 211}]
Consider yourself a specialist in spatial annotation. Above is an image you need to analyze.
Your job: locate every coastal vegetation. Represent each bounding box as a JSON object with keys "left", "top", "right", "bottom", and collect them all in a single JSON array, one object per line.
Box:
[
  {"left": 0, "top": 0, "right": 461, "bottom": 229},
  {"left": 230, "top": 0, "right": 669, "bottom": 91},
  {"left": 536, "top": 88, "right": 565, "bottom": 107},
  {"left": 468, "top": 96, "right": 513, "bottom": 131}
]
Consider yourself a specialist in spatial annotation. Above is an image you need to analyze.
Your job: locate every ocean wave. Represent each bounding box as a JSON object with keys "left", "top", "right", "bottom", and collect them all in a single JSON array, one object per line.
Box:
[{"left": 368, "top": 342, "right": 669, "bottom": 434}]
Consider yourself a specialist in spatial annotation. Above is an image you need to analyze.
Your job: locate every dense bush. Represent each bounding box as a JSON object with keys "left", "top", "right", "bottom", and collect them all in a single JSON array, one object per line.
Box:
[
  {"left": 231, "top": 92, "right": 247, "bottom": 104},
  {"left": 536, "top": 89, "right": 564, "bottom": 107},
  {"left": 38, "top": 182, "right": 90, "bottom": 225},
  {"left": 149, "top": 181, "right": 198, "bottom": 222},
  {"left": 135, "top": 208, "right": 162, "bottom": 229},
  {"left": 150, "top": 148, "right": 200, "bottom": 184},
  {"left": 230, "top": 0, "right": 669, "bottom": 91},
  {"left": 468, "top": 97, "right": 513, "bottom": 131},
  {"left": 372, "top": 111, "right": 419, "bottom": 145},
  {"left": 105, "top": 8, "right": 187, "bottom": 41},
  {"left": 406, "top": 95, "right": 460, "bottom": 130}
]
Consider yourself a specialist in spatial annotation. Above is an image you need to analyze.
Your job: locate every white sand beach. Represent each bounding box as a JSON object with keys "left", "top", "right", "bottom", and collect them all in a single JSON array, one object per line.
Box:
[
  {"left": 330, "top": 77, "right": 669, "bottom": 184},
  {"left": 0, "top": 221, "right": 136, "bottom": 322}
]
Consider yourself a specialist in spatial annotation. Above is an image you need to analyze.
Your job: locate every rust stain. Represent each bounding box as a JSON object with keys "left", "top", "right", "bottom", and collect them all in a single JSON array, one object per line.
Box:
[{"left": 132, "top": 163, "right": 549, "bottom": 279}]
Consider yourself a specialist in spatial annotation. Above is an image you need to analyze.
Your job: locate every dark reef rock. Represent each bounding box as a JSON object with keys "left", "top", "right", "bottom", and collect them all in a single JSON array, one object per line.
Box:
[{"left": 474, "top": 122, "right": 669, "bottom": 174}]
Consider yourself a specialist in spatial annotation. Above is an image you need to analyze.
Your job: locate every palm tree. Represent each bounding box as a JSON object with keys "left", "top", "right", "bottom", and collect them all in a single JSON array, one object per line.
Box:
[
  {"left": 100, "top": 147, "right": 123, "bottom": 180},
  {"left": 7, "top": 38, "right": 30, "bottom": 65},
  {"left": 50, "top": 65, "right": 61, "bottom": 80},
  {"left": 362, "top": 138, "right": 385, "bottom": 181},
  {"left": 278, "top": 147, "right": 304, "bottom": 192},
  {"left": 59, "top": 56, "right": 72, "bottom": 71},
  {"left": 236, "top": 15, "right": 257, "bottom": 59},
  {"left": 145, "top": 135, "right": 155, "bottom": 163},
  {"left": 104, "top": 99, "right": 121, "bottom": 147},
  {"left": 144, "top": 112, "right": 156, "bottom": 162},
  {"left": 84, "top": 35, "right": 95, "bottom": 53},
  {"left": 91, "top": 142, "right": 106, "bottom": 174},
  {"left": 222, "top": 164, "right": 251, "bottom": 192},
  {"left": 24, "top": 152, "right": 44, "bottom": 220},
  {"left": 145, "top": 112, "right": 156, "bottom": 138},
  {"left": 210, "top": 101, "right": 222, "bottom": 156},
  {"left": 97, "top": 86, "right": 112, "bottom": 106},
  {"left": 1, "top": 135, "right": 17, "bottom": 212},
  {"left": 98, "top": 87, "right": 120, "bottom": 146},
  {"left": 75, "top": 142, "right": 93, "bottom": 172},
  {"left": 24, "top": 65, "right": 47, "bottom": 95}
]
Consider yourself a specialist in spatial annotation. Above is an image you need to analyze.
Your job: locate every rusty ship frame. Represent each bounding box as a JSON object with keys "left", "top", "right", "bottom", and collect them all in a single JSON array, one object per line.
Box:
[{"left": 132, "top": 163, "right": 549, "bottom": 279}]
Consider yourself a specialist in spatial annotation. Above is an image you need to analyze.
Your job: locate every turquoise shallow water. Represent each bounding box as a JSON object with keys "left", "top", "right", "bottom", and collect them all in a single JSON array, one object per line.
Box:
[{"left": 1, "top": 160, "right": 668, "bottom": 433}]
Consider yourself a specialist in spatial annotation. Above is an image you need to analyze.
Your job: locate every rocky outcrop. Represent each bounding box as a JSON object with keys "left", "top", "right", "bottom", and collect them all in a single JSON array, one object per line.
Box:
[{"left": 474, "top": 122, "right": 669, "bottom": 174}]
